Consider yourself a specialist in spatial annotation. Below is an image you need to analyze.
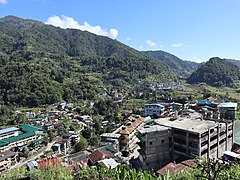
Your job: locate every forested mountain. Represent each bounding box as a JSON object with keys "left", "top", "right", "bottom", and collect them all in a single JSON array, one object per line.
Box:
[
  {"left": 143, "top": 50, "right": 198, "bottom": 77},
  {"left": 225, "top": 59, "right": 240, "bottom": 67},
  {"left": 187, "top": 57, "right": 240, "bottom": 87},
  {"left": 0, "top": 16, "right": 173, "bottom": 107}
]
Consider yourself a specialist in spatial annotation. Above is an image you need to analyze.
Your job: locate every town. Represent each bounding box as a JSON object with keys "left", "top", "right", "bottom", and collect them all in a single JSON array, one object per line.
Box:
[{"left": 0, "top": 95, "right": 239, "bottom": 177}]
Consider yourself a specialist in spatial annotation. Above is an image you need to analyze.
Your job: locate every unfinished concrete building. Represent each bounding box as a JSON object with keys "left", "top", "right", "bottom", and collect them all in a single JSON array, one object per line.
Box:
[
  {"left": 137, "top": 125, "right": 172, "bottom": 171},
  {"left": 155, "top": 111, "right": 233, "bottom": 159},
  {"left": 137, "top": 110, "right": 234, "bottom": 171}
]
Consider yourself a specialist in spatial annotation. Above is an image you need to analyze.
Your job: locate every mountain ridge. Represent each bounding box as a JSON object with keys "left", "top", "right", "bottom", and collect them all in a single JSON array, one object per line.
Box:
[{"left": 0, "top": 15, "right": 174, "bottom": 107}]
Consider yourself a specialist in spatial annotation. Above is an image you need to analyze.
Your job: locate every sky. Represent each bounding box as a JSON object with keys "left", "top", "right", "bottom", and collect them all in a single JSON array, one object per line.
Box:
[{"left": 1, "top": 0, "right": 240, "bottom": 62}]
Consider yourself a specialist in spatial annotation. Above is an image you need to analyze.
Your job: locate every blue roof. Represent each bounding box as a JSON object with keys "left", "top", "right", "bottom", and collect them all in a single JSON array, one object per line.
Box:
[
  {"left": 0, "top": 127, "right": 19, "bottom": 135},
  {"left": 197, "top": 100, "right": 213, "bottom": 106}
]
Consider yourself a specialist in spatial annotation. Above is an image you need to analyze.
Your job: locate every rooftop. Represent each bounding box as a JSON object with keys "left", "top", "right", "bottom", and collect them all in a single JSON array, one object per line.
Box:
[
  {"left": 0, "top": 127, "right": 19, "bottom": 135},
  {"left": 20, "top": 124, "right": 42, "bottom": 132},
  {"left": 120, "top": 116, "right": 145, "bottom": 135},
  {"left": 5, "top": 131, "right": 35, "bottom": 143},
  {"left": 155, "top": 113, "right": 217, "bottom": 134},
  {"left": 219, "top": 102, "right": 238, "bottom": 109},
  {"left": 138, "top": 124, "right": 169, "bottom": 134},
  {"left": 0, "top": 151, "right": 16, "bottom": 161}
]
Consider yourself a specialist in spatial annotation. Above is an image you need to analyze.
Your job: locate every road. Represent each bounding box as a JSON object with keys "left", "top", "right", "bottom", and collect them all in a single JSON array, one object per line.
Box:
[{"left": 12, "top": 140, "right": 57, "bottom": 169}]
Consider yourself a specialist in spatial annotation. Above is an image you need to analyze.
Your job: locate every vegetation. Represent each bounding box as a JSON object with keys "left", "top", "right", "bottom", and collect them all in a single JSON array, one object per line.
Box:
[
  {"left": 143, "top": 50, "right": 199, "bottom": 78},
  {"left": 3, "top": 160, "right": 240, "bottom": 180},
  {"left": 187, "top": 57, "right": 240, "bottom": 87},
  {"left": 0, "top": 15, "right": 173, "bottom": 108}
]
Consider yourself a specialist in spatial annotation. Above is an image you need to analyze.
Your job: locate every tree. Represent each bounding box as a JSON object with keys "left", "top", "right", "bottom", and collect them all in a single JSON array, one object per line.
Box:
[{"left": 74, "top": 136, "right": 88, "bottom": 152}]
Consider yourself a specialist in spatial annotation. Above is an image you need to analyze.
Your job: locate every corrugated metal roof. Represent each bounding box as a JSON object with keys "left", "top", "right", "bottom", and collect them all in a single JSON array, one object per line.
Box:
[
  {"left": 219, "top": 102, "right": 238, "bottom": 108},
  {"left": 4, "top": 131, "right": 35, "bottom": 143},
  {"left": 20, "top": 124, "right": 42, "bottom": 132},
  {"left": 0, "top": 127, "right": 19, "bottom": 135},
  {"left": 0, "top": 151, "right": 15, "bottom": 161}
]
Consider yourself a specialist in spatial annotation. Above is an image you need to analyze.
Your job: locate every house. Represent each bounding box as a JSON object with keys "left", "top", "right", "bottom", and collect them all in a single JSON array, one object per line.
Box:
[
  {"left": 88, "top": 149, "right": 114, "bottom": 165},
  {"left": 156, "top": 159, "right": 197, "bottom": 176}
]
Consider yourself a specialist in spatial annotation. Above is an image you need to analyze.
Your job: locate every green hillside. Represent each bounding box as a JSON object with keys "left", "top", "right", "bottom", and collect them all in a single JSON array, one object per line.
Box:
[
  {"left": 143, "top": 50, "right": 198, "bottom": 78},
  {"left": 0, "top": 16, "right": 173, "bottom": 107},
  {"left": 187, "top": 57, "right": 240, "bottom": 87}
]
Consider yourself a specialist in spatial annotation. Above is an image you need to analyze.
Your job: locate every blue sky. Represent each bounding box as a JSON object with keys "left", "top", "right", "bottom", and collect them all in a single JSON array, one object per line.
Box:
[{"left": 1, "top": 0, "right": 240, "bottom": 62}]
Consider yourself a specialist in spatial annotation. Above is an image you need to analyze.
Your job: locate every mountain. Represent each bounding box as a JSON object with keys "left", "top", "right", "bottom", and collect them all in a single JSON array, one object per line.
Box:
[
  {"left": 0, "top": 16, "right": 174, "bottom": 107},
  {"left": 225, "top": 59, "right": 240, "bottom": 67},
  {"left": 187, "top": 57, "right": 240, "bottom": 87},
  {"left": 143, "top": 50, "right": 199, "bottom": 78}
]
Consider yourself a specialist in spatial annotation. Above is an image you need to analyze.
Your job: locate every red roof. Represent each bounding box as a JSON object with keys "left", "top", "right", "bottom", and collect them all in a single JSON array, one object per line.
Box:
[
  {"left": 120, "top": 116, "right": 144, "bottom": 135},
  {"left": 88, "top": 150, "right": 114, "bottom": 165},
  {"left": 37, "top": 157, "right": 60, "bottom": 170},
  {"left": 156, "top": 160, "right": 196, "bottom": 176}
]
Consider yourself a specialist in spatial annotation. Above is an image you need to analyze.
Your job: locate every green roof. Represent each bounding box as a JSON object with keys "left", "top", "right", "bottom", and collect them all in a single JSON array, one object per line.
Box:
[
  {"left": 4, "top": 131, "right": 35, "bottom": 143},
  {"left": 97, "top": 145, "right": 116, "bottom": 153},
  {"left": 0, "top": 140, "right": 9, "bottom": 147},
  {"left": 20, "top": 124, "right": 42, "bottom": 132}
]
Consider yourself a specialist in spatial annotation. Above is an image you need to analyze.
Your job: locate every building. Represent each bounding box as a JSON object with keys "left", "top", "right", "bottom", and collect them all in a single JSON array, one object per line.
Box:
[
  {"left": 88, "top": 149, "right": 114, "bottom": 165},
  {"left": 137, "top": 125, "right": 172, "bottom": 171},
  {"left": 0, "top": 131, "right": 37, "bottom": 152},
  {"left": 144, "top": 103, "right": 165, "bottom": 117},
  {"left": 154, "top": 111, "right": 233, "bottom": 159},
  {"left": 0, "top": 125, "right": 41, "bottom": 152},
  {"left": 219, "top": 102, "right": 238, "bottom": 120},
  {"left": 0, "top": 151, "right": 17, "bottom": 172},
  {"left": 119, "top": 116, "right": 144, "bottom": 159},
  {"left": 0, "top": 127, "right": 19, "bottom": 140}
]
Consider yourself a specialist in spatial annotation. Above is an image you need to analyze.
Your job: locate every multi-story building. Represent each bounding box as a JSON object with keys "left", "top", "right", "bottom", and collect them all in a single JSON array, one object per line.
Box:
[
  {"left": 0, "top": 127, "right": 19, "bottom": 140},
  {"left": 0, "top": 151, "right": 17, "bottom": 172},
  {"left": 119, "top": 115, "right": 144, "bottom": 160},
  {"left": 0, "top": 125, "right": 41, "bottom": 152},
  {"left": 137, "top": 125, "right": 172, "bottom": 171},
  {"left": 137, "top": 110, "right": 234, "bottom": 171},
  {"left": 154, "top": 111, "right": 233, "bottom": 159},
  {"left": 219, "top": 102, "right": 238, "bottom": 120},
  {"left": 144, "top": 103, "right": 165, "bottom": 117}
]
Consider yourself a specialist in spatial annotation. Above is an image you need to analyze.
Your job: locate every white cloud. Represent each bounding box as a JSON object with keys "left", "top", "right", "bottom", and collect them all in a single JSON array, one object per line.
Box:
[
  {"left": 0, "top": 0, "right": 7, "bottom": 4},
  {"left": 172, "top": 42, "right": 184, "bottom": 48},
  {"left": 193, "top": 57, "right": 205, "bottom": 63},
  {"left": 126, "top": 37, "right": 131, "bottom": 41},
  {"left": 146, "top": 40, "right": 157, "bottom": 47},
  {"left": 46, "top": 15, "right": 118, "bottom": 39}
]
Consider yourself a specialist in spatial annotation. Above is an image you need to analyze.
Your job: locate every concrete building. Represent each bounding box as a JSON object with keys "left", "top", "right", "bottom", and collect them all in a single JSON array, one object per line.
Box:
[
  {"left": 0, "top": 151, "right": 17, "bottom": 172},
  {"left": 137, "top": 110, "right": 234, "bottom": 171},
  {"left": 154, "top": 111, "right": 233, "bottom": 159},
  {"left": 0, "top": 127, "right": 19, "bottom": 140},
  {"left": 119, "top": 116, "right": 144, "bottom": 160},
  {"left": 144, "top": 103, "right": 165, "bottom": 117},
  {"left": 219, "top": 102, "right": 238, "bottom": 120},
  {"left": 137, "top": 125, "right": 172, "bottom": 171}
]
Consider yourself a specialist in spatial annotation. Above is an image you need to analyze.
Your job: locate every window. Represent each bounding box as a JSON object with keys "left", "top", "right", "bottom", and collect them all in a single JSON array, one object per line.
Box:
[
  {"left": 149, "top": 142, "right": 152, "bottom": 145},
  {"left": 161, "top": 140, "right": 165, "bottom": 143}
]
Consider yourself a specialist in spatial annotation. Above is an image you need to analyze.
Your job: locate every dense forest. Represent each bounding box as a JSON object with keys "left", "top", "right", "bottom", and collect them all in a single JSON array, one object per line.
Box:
[
  {"left": 0, "top": 16, "right": 174, "bottom": 107},
  {"left": 143, "top": 50, "right": 199, "bottom": 78},
  {"left": 187, "top": 57, "right": 240, "bottom": 87}
]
